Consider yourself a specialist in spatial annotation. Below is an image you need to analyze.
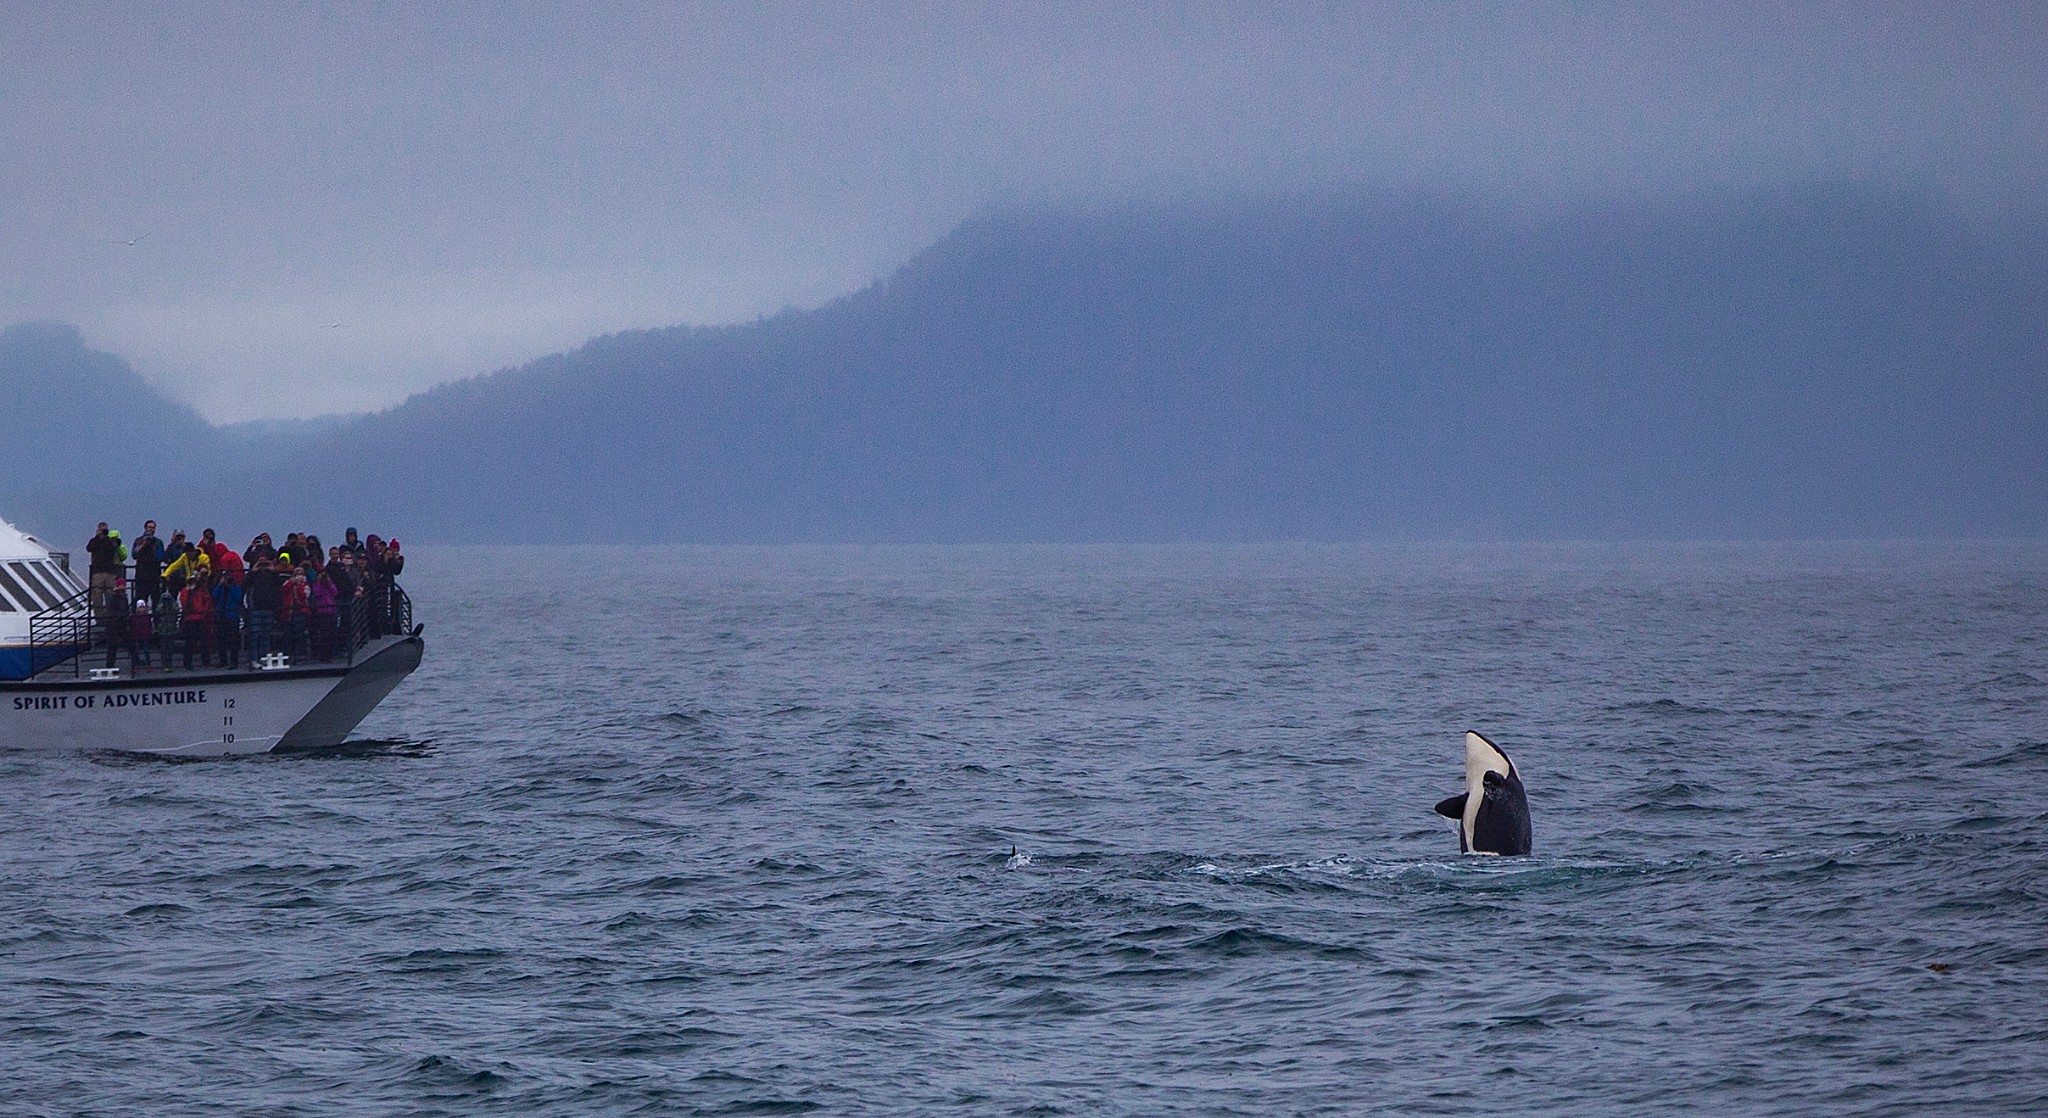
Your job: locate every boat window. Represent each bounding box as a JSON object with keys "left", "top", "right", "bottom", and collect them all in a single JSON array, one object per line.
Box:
[
  {"left": 17, "top": 562, "right": 66, "bottom": 607},
  {"left": 6, "top": 562, "right": 61, "bottom": 610},
  {"left": 40, "top": 562, "right": 82, "bottom": 600},
  {"left": 0, "top": 566, "right": 32, "bottom": 611},
  {"left": 32, "top": 561, "right": 81, "bottom": 597},
  {"left": 19, "top": 562, "right": 61, "bottom": 601}
]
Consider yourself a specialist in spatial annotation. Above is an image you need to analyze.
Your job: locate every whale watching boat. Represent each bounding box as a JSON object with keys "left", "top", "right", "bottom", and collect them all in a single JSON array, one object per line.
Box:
[{"left": 0, "top": 515, "right": 423, "bottom": 757}]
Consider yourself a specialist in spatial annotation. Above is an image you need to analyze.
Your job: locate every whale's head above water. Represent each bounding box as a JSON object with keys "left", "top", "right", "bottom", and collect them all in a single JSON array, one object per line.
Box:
[{"left": 1433, "top": 730, "right": 1532, "bottom": 856}]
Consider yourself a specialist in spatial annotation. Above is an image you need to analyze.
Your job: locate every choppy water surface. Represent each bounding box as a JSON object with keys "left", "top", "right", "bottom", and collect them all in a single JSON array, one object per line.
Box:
[{"left": 4, "top": 542, "right": 2046, "bottom": 1116}]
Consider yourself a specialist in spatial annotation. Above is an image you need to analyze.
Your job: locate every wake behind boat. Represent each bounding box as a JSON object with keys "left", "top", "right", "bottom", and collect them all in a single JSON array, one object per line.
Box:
[{"left": 0, "top": 516, "right": 422, "bottom": 757}]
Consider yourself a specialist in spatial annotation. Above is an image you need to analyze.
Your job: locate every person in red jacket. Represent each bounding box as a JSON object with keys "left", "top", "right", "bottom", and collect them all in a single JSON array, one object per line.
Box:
[
  {"left": 179, "top": 571, "right": 216, "bottom": 669},
  {"left": 278, "top": 567, "right": 311, "bottom": 662},
  {"left": 211, "top": 542, "right": 245, "bottom": 584}
]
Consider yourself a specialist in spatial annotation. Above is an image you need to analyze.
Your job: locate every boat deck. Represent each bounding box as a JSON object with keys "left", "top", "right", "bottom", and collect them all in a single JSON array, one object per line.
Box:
[
  {"left": 6, "top": 582, "right": 415, "bottom": 690},
  {"left": 0, "top": 635, "right": 420, "bottom": 691}
]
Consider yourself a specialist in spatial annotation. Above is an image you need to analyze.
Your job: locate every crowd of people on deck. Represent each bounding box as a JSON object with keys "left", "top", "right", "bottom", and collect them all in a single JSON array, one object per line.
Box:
[{"left": 82, "top": 521, "right": 408, "bottom": 672}]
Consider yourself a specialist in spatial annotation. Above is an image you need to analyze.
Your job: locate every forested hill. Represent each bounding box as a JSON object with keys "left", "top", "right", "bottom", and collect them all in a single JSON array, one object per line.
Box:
[
  {"left": 0, "top": 323, "right": 227, "bottom": 534},
  {"left": 8, "top": 187, "right": 2047, "bottom": 542}
]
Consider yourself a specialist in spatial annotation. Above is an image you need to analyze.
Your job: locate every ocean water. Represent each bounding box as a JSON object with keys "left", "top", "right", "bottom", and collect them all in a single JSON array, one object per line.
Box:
[{"left": 3, "top": 542, "right": 2045, "bottom": 1116}]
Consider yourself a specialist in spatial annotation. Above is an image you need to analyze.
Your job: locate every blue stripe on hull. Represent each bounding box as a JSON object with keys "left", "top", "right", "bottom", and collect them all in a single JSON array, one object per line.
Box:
[{"left": 0, "top": 644, "right": 83, "bottom": 680}]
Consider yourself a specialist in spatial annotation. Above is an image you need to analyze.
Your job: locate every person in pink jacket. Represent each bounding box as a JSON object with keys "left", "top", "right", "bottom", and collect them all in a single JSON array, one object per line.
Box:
[{"left": 309, "top": 568, "right": 340, "bottom": 661}]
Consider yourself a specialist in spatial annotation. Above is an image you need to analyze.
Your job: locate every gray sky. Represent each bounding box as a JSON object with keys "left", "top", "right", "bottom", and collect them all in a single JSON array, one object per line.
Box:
[{"left": 2, "top": 1, "right": 2042, "bottom": 422}]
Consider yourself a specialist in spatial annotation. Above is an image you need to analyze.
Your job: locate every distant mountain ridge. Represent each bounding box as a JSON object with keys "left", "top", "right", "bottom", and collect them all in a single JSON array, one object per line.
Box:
[
  {"left": 0, "top": 322, "right": 227, "bottom": 535},
  {"left": 0, "top": 322, "right": 218, "bottom": 478},
  {"left": 5, "top": 187, "right": 2045, "bottom": 542}
]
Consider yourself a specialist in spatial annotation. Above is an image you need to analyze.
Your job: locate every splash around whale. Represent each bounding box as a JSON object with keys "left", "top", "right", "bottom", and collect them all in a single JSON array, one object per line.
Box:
[{"left": 1433, "top": 730, "right": 1533, "bottom": 856}]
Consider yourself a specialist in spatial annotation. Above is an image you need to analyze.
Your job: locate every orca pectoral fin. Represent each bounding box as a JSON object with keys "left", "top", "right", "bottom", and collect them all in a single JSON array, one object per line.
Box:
[{"left": 1433, "top": 794, "right": 1467, "bottom": 819}]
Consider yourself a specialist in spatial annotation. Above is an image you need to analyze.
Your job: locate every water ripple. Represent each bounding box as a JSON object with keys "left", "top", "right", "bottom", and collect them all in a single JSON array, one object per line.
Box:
[{"left": 3, "top": 542, "right": 2045, "bottom": 1115}]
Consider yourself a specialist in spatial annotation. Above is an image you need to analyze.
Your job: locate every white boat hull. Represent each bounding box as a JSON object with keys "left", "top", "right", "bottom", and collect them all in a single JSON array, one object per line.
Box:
[{"left": 0, "top": 634, "right": 424, "bottom": 757}]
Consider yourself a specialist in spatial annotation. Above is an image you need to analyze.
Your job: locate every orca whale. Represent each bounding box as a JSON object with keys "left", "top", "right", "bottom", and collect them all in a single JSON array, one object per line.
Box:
[{"left": 1432, "top": 731, "right": 1532, "bottom": 856}]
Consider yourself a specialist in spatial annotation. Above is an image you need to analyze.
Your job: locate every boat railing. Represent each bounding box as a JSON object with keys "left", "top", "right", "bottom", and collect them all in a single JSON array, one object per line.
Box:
[
  {"left": 25, "top": 579, "right": 413, "bottom": 679},
  {"left": 340, "top": 582, "right": 413, "bottom": 666},
  {"left": 26, "top": 585, "right": 92, "bottom": 679},
  {"left": 344, "top": 592, "right": 369, "bottom": 663}
]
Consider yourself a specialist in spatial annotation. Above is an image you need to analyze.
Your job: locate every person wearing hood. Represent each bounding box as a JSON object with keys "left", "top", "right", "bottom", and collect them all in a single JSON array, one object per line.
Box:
[{"left": 212, "top": 544, "right": 245, "bottom": 583}]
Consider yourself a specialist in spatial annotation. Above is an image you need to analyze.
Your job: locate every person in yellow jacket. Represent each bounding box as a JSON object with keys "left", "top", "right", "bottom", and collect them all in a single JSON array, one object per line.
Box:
[{"left": 161, "top": 542, "right": 211, "bottom": 592}]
